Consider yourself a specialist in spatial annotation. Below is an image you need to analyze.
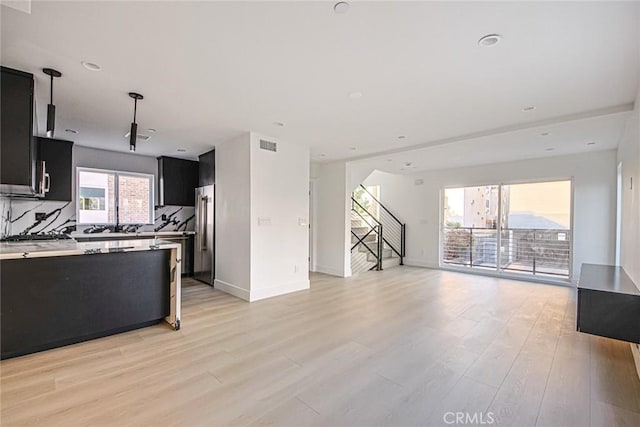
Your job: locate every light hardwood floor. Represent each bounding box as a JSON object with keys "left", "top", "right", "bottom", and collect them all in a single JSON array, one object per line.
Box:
[{"left": 2, "top": 267, "right": 640, "bottom": 426}]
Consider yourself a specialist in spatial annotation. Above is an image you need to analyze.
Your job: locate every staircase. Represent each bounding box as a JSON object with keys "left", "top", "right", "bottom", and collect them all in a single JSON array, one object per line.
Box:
[{"left": 351, "top": 186, "right": 405, "bottom": 274}]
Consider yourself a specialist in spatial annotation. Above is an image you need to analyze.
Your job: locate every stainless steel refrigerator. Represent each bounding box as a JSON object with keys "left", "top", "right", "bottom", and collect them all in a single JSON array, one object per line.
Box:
[{"left": 194, "top": 185, "right": 214, "bottom": 285}]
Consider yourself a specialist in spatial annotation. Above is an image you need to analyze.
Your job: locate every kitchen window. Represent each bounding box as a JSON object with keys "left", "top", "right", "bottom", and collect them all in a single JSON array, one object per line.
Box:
[{"left": 76, "top": 167, "right": 154, "bottom": 225}]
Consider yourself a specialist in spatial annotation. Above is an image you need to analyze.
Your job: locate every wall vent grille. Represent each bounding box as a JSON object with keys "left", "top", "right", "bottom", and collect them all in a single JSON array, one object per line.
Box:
[{"left": 260, "top": 139, "right": 277, "bottom": 152}]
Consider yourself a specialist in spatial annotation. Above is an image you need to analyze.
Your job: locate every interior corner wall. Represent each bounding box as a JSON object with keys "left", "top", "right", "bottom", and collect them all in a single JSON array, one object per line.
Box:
[
  {"left": 363, "top": 150, "right": 618, "bottom": 282},
  {"left": 214, "top": 133, "right": 252, "bottom": 301},
  {"left": 249, "top": 133, "right": 310, "bottom": 301},
  {"left": 617, "top": 88, "right": 640, "bottom": 286},
  {"left": 314, "top": 161, "right": 351, "bottom": 277}
]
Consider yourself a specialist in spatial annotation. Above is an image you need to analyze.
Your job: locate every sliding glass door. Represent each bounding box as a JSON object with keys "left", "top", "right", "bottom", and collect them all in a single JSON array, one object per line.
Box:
[{"left": 442, "top": 180, "right": 571, "bottom": 279}]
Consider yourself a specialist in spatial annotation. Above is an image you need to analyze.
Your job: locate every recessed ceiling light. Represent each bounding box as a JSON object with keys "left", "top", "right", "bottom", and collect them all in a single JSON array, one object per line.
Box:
[
  {"left": 545, "top": 148, "right": 555, "bottom": 152},
  {"left": 540, "top": 132, "right": 549, "bottom": 136},
  {"left": 81, "top": 61, "right": 101, "bottom": 72},
  {"left": 319, "top": 153, "right": 326, "bottom": 157},
  {"left": 587, "top": 142, "right": 596, "bottom": 146},
  {"left": 349, "top": 147, "right": 357, "bottom": 151},
  {"left": 478, "top": 34, "right": 502, "bottom": 47},
  {"left": 124, "top": 131, "right": 151, "bottom": 141},
  {"left": 147, "top": 128, "right": 157, "bottom": 133},
  {"left": 334, "top": 2, "right": 350, "bottom": 14},
  {"left": 177, "top": 149, "right": 187, "bottom": 153},
  {"left": 387, "top": 159, "right": 393, "bottom": 162},
  {"left": 273, "top": 122, "right": 285, "bottom": 127},
  {"left": 522, "top": 106, "right": 536, "bottom": 112},
  {"left": 65, "top": 128, "right": 78, "bottom": 134},
  {"left": 404, "top": 162, "right": 412, "bottom": 167},
  {"left": 348, "top": 91, "right": 363, "bottom": 99},
  {"left": 397, "top": 136, "right": 406, "bottom": 140}
]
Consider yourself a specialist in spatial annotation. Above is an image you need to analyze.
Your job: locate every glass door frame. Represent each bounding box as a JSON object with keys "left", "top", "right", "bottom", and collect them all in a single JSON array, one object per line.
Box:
[{"left": 440, "top": 177, "right": 575, "bottom": 281}]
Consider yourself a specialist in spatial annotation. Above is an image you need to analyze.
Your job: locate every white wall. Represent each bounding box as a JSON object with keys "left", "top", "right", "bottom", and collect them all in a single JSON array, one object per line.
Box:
[
  {"left": 617, "top": 87, "right": 640, "bottom": 285},
  {"left": 249, "top": 132, "right": 310, "bottom": 300},
  {"left": 214, "top": 132, "right": 311, "bottom": 301},
  {"left": 313, "top": 161, "right": 351, "bottom": 277},
  {"left": 363, "top": 150, "right": 618, "bottom": 282},
  {"left": 214, "top": 133, "right": 252, "bottom": 300}
]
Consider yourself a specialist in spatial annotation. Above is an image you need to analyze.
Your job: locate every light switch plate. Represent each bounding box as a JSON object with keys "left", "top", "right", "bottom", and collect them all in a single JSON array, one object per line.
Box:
[{"left": 258, "top": 217, "right": 271, "bottom": 226}]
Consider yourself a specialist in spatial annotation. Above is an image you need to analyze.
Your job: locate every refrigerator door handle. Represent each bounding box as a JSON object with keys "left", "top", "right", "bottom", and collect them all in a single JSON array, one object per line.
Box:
[{"left": 201, "top": 196, "right": 208, "bottom": 251}]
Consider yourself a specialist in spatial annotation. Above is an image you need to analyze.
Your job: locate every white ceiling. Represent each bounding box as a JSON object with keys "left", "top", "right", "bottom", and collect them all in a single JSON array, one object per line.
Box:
[
  {"left": 351, "top": 109, "right": 630, "bottom": 174},
  {"left": 1, "top": 1, "right": 639, "bottom": 162}
]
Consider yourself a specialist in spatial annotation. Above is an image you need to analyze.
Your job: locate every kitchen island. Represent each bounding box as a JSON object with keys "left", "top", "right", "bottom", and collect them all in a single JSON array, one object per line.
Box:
[{"left": 0, "top": 238, "right": 181, "bottom": 359}]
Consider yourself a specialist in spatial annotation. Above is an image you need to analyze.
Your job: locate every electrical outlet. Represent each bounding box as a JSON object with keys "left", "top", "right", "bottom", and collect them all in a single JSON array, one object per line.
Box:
[
  {"left": 161, "top": 214, "right": 167, "bottom": 221},
  {"left": 35, "top": 212, "right": 46, "bottom": 221}
]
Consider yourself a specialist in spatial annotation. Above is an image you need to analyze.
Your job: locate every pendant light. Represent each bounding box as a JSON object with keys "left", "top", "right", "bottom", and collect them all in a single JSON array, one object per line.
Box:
[
  {"left": 43, "top": 68, "right": 62, "bottom": 138},
  {"left": 128, "top": 92, "right": 143, "bottom": 152}
]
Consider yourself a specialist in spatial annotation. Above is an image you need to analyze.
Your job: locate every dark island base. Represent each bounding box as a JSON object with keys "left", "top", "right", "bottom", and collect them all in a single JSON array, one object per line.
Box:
[
  {"left": 1, "top": 250, "right": 171, "bottom": 360},
  {"left": 1, "top": 319, "right": 163, "bottom": 360},
  {"left": 577, "top": 264, "right": 640, "bottom": 344}
]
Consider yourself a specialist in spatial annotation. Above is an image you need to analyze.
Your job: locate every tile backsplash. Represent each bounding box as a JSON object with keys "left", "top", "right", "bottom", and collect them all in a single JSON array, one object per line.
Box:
[{"left": 0, "top": 197, "right": 195, "bottom": 237}]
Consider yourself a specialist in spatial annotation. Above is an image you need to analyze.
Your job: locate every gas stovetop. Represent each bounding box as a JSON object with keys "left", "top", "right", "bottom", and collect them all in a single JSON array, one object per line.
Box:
[{"left": 0, "top": 234, "right": 73, "bottom": 242}]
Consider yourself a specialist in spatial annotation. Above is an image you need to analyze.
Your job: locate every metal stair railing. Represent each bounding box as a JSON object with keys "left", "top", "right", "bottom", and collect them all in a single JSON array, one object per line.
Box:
[
  {"left": 356, "top": 185, "right": 406, "bottom": 265},
  {"left": 351, "top": 197, "right": 383, "bottom": 271}
]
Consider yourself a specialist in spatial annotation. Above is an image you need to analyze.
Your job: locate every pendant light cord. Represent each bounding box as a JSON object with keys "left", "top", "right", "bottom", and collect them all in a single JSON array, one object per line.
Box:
[
  {"left": 49, "top": 74, "right": 53, "bottom": 104},
  {"left": 133, "top": 98, "right": 137, "bottom": 124}
]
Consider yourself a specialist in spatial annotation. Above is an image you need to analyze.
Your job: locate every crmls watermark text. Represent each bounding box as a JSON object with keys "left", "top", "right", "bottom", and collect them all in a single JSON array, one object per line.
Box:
[{"left": 443, "top": 411, "right": 496, "bottom": 425}]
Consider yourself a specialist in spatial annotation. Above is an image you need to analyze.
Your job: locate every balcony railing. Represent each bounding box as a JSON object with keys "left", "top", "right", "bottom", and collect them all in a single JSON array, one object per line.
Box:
[{"left": 442, "top": 226, "right": 571, "bottom": 278}]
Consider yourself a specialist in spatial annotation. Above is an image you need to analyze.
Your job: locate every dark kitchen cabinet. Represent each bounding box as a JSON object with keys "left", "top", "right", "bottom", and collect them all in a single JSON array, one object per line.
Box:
[
  {"left": 198, "top": 149, "right": 215, "bottom": 186},
  {"left": 36, "top": 137, "right": 73, "bottom": 201},
  {"left": 158, "top": 156, "right": 198, "bottom": 206},
  {"left": 0, "top": 66, "right": 37, "bottom": 195}
]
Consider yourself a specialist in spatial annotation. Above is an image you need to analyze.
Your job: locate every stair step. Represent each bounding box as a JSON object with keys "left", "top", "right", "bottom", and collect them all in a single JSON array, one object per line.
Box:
[
  {"left": 352, "top": 234, "right": 376, "bottom": 244},
  {"left": 351, "top": 226, "right": 371, "bottom": 234},
  {"left": 366, "top": 247, "right": 393, "bottom": 261}
]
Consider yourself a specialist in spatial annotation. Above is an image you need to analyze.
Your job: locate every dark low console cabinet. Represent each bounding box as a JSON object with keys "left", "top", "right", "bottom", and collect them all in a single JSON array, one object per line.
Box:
[
  {"left": 577, "top": 263, "right": 640, "bottom": 343},
  {"left": 1, "top": 250, "right": 171, "bottom": 359}
]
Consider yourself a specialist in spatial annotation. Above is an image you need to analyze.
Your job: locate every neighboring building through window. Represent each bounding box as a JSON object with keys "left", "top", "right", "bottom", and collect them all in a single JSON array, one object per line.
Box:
[{"left": 77, "top": 168, "right": 154, "bottom": 225}]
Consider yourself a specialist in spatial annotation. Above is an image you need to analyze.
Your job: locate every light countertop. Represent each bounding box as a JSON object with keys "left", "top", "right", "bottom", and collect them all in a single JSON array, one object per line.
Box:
[
  {"left": 70, "top": 231, "right": 195, "bottom": 239},
  {"left": 0, "top": 238, "right": 181, "bottom": 260}
]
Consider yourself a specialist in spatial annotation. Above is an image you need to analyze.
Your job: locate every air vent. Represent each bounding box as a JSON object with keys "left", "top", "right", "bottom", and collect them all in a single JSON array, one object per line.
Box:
[
  {"left": 260, "top": 139, "right": 277, "bottom": 152},
  {"left": 124, "top": 132, "right": 152, "bottom": 141}
]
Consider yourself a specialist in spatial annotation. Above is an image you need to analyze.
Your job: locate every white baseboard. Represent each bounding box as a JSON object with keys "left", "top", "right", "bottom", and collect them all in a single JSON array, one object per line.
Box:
[
  {"left": 214, "top": 279, "right": 250, "bottom": 302},
  {"left": 250, "top": 279, "right": 310, "bottom": 302},
  {"left": 315, "top": 264, "right": 346, "bottom": 277},
  {"left": 404, "top": 258, "right": 439, "bottom": 269},
  {"left": 632, "top": 343, "right": 640, "bottom": 381}
]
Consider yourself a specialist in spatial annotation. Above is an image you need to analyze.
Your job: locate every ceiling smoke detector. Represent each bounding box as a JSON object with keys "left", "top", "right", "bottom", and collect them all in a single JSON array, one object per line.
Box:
[
  {"left": 334, "top": 2, "right": 350, "bottom": 14},
  {"left": 81, "top": 61, "right": 102, "bottom": 72},
  {"left": 478, "top": 34, "right": 502, "bottom": 47}
]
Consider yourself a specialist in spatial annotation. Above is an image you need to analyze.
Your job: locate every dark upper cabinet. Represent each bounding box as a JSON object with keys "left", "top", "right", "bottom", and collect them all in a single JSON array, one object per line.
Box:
[
  {"left": 0, "top": 66, "right": 37, "bottom": 195},
  {"left": 158, "top": 156, "right": 199, "bottom": 206},
  {"left": 198, "top": 149, "right": 215, "bottom": 186},
  {"left": 36, "top": 137, "right": 73, "bottom": 201}
]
